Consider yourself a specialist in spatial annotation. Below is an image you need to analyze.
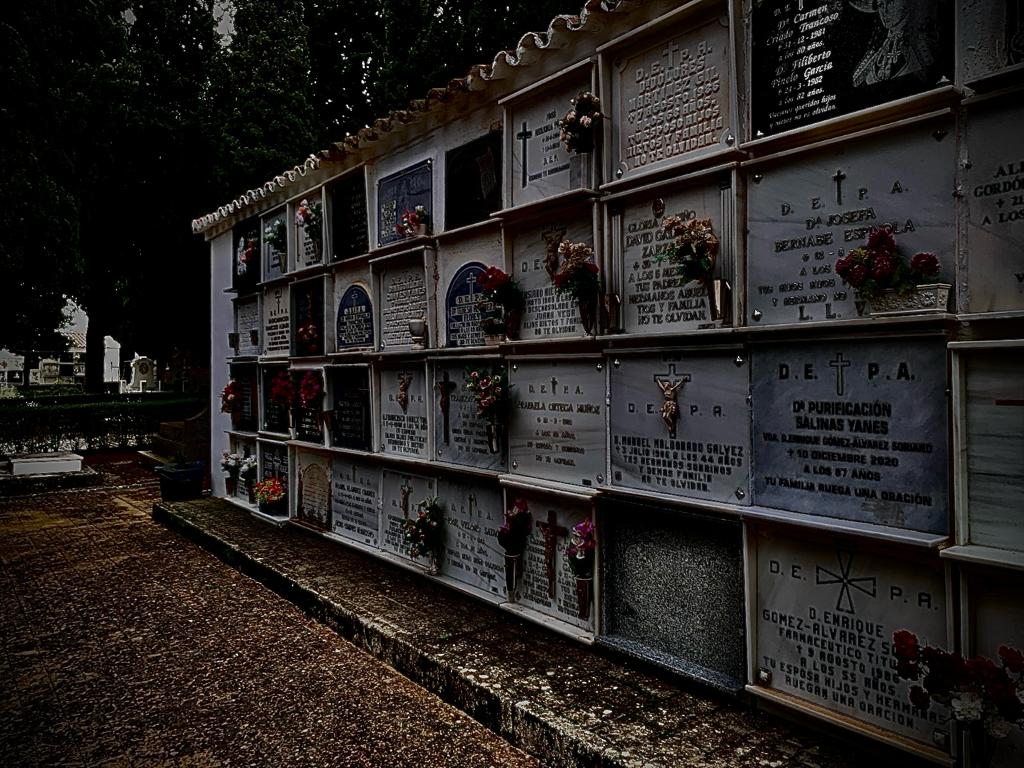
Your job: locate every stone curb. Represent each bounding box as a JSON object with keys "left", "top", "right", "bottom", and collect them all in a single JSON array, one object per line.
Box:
[{"left": 0, "top": 466, "right": 104, "bottom": 497}]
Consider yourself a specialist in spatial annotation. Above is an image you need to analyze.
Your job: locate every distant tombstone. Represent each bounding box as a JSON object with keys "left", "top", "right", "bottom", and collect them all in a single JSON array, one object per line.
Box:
[
  {"left": 378, "top": 257, "right": 429, "bottom": 350},
  {"left": 260, "top": 441, "right": 289, "bottom": 497},
  {"left": 609, "top": 14, "right": 732, "bottom": 181},
  {"left": 329, "top": 172, "right": 369, "bottom": 260},
  {"left": 445, "top": 132, "right": 502, "bottom": 229},
  {"left": 747, "top": 122, "right": 955, "bottom": 325},
  {"left": 40, "top": 358, "right": 61, "bottom": 386},
  {"left": 600, "top": 503, "right": 746, "bottom": 690},
  {"left": 438, "top": 478, "right": 504, "bottom": 598},
  {"left": 0, "top": 350, "right": 24, "bottom": 382},
  {"left": 262, "top": 285, "right": 290, "bottom": 357},
  {"left": 377, "top": 160, "right": 432, "bottom": 247},
  {"left": 512, "top": 218, "right": 590, "bottom": 339},
  {"left": 262, "top": 210, "right": 287, "bottom": 280},
  {"left": 379, "top": 366, "right": 428, "bottom": 458},
  {"left": 609, "top": 352, "right": 750, "bottom": 504},
  {"left": 959, "top": 0, "right": 1024, "bottom": 83},
  {"left": 331, "top": 459, "right": 381, "bottom": 546},
  {"left": 291, "top": 280, "right": 325, "bottom": 357},
  {"left": 380, "top": 469, "right": 435, "bottom": 561},
  {"left": 444, "top": 262, "right": 487, "bottom": 348},
  {"left": 235, "top": 297, "right": 260, "bottom": 356},
  {"left": 753, "top": 529, "right": 949, "bottom": 750},
  {"left": 965, "top": 97, "right": 1024, "bottom": 312},
  {"left": 433, "top": 362, "right": 505, "bottom": 471},
  {"left": 330, "top": 367, "right": 372, "bottom": 451},
  {"left": 509, "top": 358, "right": 606, "bottom": 487},
  {"left": 335, "top": 284, "right": 374, "bottom": 350},
  {"left": 130, "top": 357, "right": 155, "bottom": 391},
  {"left": 751, "top": 1, "right": 953, "bottom": 136},
  {"left": 296, "top": 452, "right": 331, "bottom": 529},
  {"left": 751, "top": 338, "right": 948, "bottom": 533}
]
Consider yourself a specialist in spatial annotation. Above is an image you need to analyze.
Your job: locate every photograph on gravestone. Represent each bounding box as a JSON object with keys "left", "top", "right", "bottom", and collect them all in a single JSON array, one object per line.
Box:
[
  {"left": 961, "top": 350, "right": 1024, "bottom": 552},
  {"left": 296, "top": 452, "right": 331, "bottom": 530},
  {"left": 261, "top": 366, "right": 291, "bottom": 434},
  {"left": 377, "top": 160, "right": 432, "bottom": 247},
  {"left": 751, "top": 0, "right": 953, "bottom": 137},
  {"left": 234, "top": 298, "right": 260, "bottom": 357},
  {"left": 959, "top": 0, "right": 1024, "bottom": 83},
  {"left": 509, "top": 359, "right": 606, "bottom": 487},
  {"left": 378, "top": 257, "right": 429, "bottom": 350},
  {"left": 445, "top": 262, "right": 489, "bottom": 348},
  {"left": 433, "top": 361, "right": 506, "bottom": 471},
  {"left": 752, "top": 338, "right": 949, "bottom": 533},
  {"left": 380, "top": 470, "right": 435, "bottom": 560},
  {"left": 379, "top": 365, "right": 428, "bottom": 459},
  {"left": 509, "top": 74, "right": 591, "bottom": 208},
  {"left": 335, "top": 283, "right": 374, "bottom": 350},
  {"left": 966, "top": 98, "right": 1024, "bottom": 312},
  {"left": 232, "top": 220, "right": 261, "bottom": 293},
  {"left": 600, "top": 502, "right": 746, "bottom": 689},
  {"left": 515, "top": 493, "right": 592, "bottom": 630},
  {"left": 291, "top": 280, "right": 325, "bottom": 357},
  {"left": 619, "top": 180, "right": 730, "bottom": 334},
  {"left": 329, "top": 172, "right": 369, "bottom": 260},
  {"left": 331, "top": 459, "right": 381, "bottom": 546},
  {"left": 513, "top": 217, "right": 592, "bottom": 339},
  {"left": 262, "top": 210, "right": 288, "bottom": 280},
  {"left": 609, "top": 352, "right": 750, "bottom": 504},
  {"left": 262, "top": 285, "right": 290, "bottom": 357},
  {"left": 747, "top": 121, "right": 954, "bottom": 325},
  {"left": 329, "top": 367, "right": 372, "bottom": 451},
  {"left": 445, "top": 131, "right": 503, "bottom": 230},
  {"left": 754, "top": 530, "right": 949, "bottom": 748},
  {"left": 260, "top": 441, "right": 289, "bottom": 494},
  {"left": 610, "top": 11, "right": 732, "bottom": 181},
  {"left": 438, "top": 478, "right": 505, "bottom": 597}
]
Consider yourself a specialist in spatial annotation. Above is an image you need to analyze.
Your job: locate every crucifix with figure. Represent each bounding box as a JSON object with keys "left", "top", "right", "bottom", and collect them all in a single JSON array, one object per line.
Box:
[
  {"left": 436, "top": 370, "right": 457, "bottom": 445},
  {"left": 516, "top": 121, "right": 533, "bottom": 188},
  {"left": 399, "top": 480, "right": 413, "bottom": 519},
  {"left": 654, "top": 363, "right": 691, "bottom": 439},
  {"left": 537, "top": 509, "right": 568, "bottom": 599}
]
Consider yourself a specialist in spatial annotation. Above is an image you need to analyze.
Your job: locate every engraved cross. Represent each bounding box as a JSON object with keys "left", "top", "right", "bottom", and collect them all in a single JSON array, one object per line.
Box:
[
  {"left": 436, "top": 369, "right": 456, "bottom": 444},
  {"left": 536, "top": 509, "right": 568, "bottom": 599},
  {"left": 829, "top": 353, "right": 851, "bottom": 397},
  {"left": 832, "top": 168, "right": 847, "bottom": 206},
  {"left": 550, "top": 376, "right": 558, "bottom": 394},
  {"left": 516, "top": 121, "right": 533, "bottom": 188}
]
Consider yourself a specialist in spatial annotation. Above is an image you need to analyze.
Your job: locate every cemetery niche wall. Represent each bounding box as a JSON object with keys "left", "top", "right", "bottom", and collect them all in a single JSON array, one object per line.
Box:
[{"left": 200, "top": 1, "right": 1024, "bottom": 762}]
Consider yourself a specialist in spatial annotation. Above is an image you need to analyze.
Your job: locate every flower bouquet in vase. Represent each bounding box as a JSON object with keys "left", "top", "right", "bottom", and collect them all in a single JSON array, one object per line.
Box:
[
  {"left": 254, "top": 477, "right": 286, "bottom": 517},
  {"left": 565, "top": 520, "right": 596, "bottom": 621},
  {"left": 497, "top": 498, "right": 532, "bottom": 601},
  {"left": 477, "top": 266, "right": 525, "bottom": 341},
  {"left": 552, "top": 241, "right": 601, "bottom": 335},
  {"left": 464, "top": 365, "right": 509, "bottom": 454},
  {"left": 402, "top": 496, "right": 445, "bottom": 575},
  {"left": 558, "top": 91, "right": 602, "bottom": 154},
  {"left": 220, "top": 379, "right": 244, "bottom": 427},
  {"left": 657, "top": 215, "right": 724, "bottom": 323},
  {"left": 295, "top": 198, "right": 323, "bottom": 261},
  {"left": 239, "top": 455, "right": 257, "bottom": 503},
  {"left": 220, "top": 451, "right": 241, "bottom": 495},
  {"left": 396, "top": 205, "right": 430, "bottom": 238}
]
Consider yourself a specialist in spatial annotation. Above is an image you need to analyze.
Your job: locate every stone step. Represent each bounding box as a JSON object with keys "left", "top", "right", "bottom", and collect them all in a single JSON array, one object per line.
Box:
[
  {"left": 159, "top": 421, "right": 185, "bottom": 442},
  {"left": 151, "top": 435, "right": 185, "bottom": 461}
]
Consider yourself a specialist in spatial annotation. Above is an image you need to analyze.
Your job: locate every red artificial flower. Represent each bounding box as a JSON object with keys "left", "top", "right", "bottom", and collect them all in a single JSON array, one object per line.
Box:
[
  {"left": 867, "top": 226, "right": 896, "bottom": 254},
  {"left": 908, "top": 685, "right": 931, "bottom": 711},
  {"left": 585, "top": 262, "right": 599, "bottom": 274},
  {"left": 910, "top": 251, "right": 939, "bottom": 277},
  {"left": 998, "top": 645, "right": 1024, "bottom": 674},
  {"left": 847, "top": 263, "right": 868, "bottom": 287},
  {"left": 893, "top": 630, "right": 920, "bottom": 661},
  {"left": 871, "top": 253, "right": 896, "bottom": 281}
]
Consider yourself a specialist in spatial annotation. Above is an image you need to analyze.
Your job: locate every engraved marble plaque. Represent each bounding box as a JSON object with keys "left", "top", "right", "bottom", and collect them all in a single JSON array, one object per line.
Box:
[
  {"left": 755, "top": 531, "right": 949, "bottom": 748},
  {"left": 752, "top": 339, "right": 948, "bottom": 533},
  {"left": 380, "top": 469, "right": 435, "bottom": 560},
  {"left": 966, "top": 100, "right": 1024, "bottom": 312},
  {"left": 509, "top": 75, "right": 589, "bottom": 208},
  {"left": 329, "top": 172, "right": 368, "bottom": 260},
  {"left": 433, "top": 362, "right": 505, "bottom": 471},
  {"left": 335, "top": 284, "right": 374, "bottom": 349},
  {"left": 960, "top": 0, "right": 1024, "bottom": 83},
  {"left": 330, "top": 367, "right": 372, "bottom": 451},
  {"left": 380, "top": 365, "right": 428, "bottom": 459},
  {"left": 512, "top": 218, "right": 591, "bottom": 339},
  {"left": 516, "top": 494, "right": 591, "bottom": 630},
  {"left": 262, "top": 210, "right": 287, "bottom": 280},
  {"left": 233, "top": 223, "right": 260, "bottom": 292},
  {"left": 261, "top": 367, "right": 290, "bottom": 434},
  {"left": 229, "top": 437, "right": 257, "bottom": 504},
  {"left": 379, "top": 258, "right": 428, "bottom": 350},
  {"left": 291, "top": 280, "right": 325, "bottom": 357},
  {"left": 231, "top": 368, "right": 258, "bottom": 432},
  {"left": 610, "top": 352, "right": 750, "bottom": 504},
  {"left": 510, "top": 359, "right": 606, "bottom": 487},
  {"left": 331, "top": 459, "right": 380, "bottom": 546},
  {"left": 235, "top": 298, "right": 260, "bottom": 357},
  {"left": 620, "top": 182, "right": 727, "bottom": 333},
  {"left": 260, "top": 440, "right": 289, "bottom": 493},
  {"left": 262, "top": 285, "right": 290, "bottom": 357},
  {"left": 752, "top": 1, "right": 953, "bottom": 136},
  {"left": 377, "top": 160, "right": 432, "bottom": 247},
  {"left": 296, "top": 451, "right": 330, "bottom": 529},
  {"left": 611, "top": 16, "right": 731, "bottom": 180},
  {"left": 446, "top": 131, "right": 502, "bottom": 229},
  {"left": 444, "top": 262, "right": 487, "bottom": 348},
  {"left": 747, "top": 124, "right": 955, "bottom": 325},
  {"left": 438, "top": 478, "right": 504, "bottom": 597}
]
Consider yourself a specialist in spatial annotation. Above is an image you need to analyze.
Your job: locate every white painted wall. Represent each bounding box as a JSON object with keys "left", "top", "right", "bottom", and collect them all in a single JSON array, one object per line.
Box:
[{"left": 210, "top": 230, "right": 234, "bottom": 495}]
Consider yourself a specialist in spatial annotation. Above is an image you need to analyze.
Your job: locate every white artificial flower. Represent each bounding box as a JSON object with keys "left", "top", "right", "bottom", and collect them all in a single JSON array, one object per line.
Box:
[
  {"left": 986, "top": 716, "right": 1012, "bottom": 739},
  {"left": 580, "top": 115, "right": 592, "bottom": 128},
  {"left": 951, "top": 692, "right": 983, "bottom": 722}
]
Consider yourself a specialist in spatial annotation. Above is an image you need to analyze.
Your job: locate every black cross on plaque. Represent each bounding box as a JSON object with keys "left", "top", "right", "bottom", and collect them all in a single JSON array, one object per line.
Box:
[
  {"left": 516, "top": 121, "right": 533, "bottom": 188},
  {"left": 829, "top": 353, "right": 851, "bottom": 396},
  {"left": 832, "top": 168, "right": 847, "bottom": 206},
  {"left": 536, "top": 509, "right": 568, "bottom": 599},
  {"left": 436, "top": 370, "right": 457, "bottom": 445},
  {"left": 550, "top": 376, "right": 558, "bottom": 394},
  {"left": 815, "top": 550, "right": 877, "bottom": 615}
]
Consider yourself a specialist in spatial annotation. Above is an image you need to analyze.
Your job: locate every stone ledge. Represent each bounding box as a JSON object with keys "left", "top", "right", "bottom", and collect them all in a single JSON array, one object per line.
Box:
[{"left": 0, "top": 465, "right": 103, "bottom": 497}]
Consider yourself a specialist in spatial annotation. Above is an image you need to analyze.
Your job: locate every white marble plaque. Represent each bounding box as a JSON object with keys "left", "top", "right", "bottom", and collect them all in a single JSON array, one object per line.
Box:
[
  {"left": 966, "top": 100, "right": 1024, "bottom": 312},
  {"left": 752, "top": 339, "right": 949, "bottom": 533},
  {"left": 262, "top": 210, "right": 287, "bottom": 280},
  {"left": 262, "top": 285, "right": 290, "bottom": 357},
  {"left": 379, "top": 259, "right": 428, "bottom": 350},
  {"left": 438, "top": 478, "right": 504, "bottom": 598},
  {"left": 756, "top": 531, "right": 949, "bottom": 747},
  {"left": 380, "top": 469, "right": 435, "bottom": 561},
  {"left": 747, "top": 124, "right": 955, "bottom": 325},
  {"left": 611, "top": 16, "right": 731, "bottom": 180},
  {"left": 620, "top": 183, "right": 726, "bottom": 333},
  {"left": 259, "top": 440, "right": 289, "bottom": 493},
  {"left": 512, "top": 218, "right": 592, "bottom": 340},
  {"left": 510, "top": 359, "right": 606, "bottom": 487},
  {"left": 610, "top": 352, "right": 749, "bottom": 504},
  {"left": 331, "top": 459, "right": 380, "bottom": 547},
  {"left": 960, "top": 1, "right": 1024, "bottom": 83},
  {"left": 433, "top": 362, "right": 505, "bottom": 471},
  {"left": 379, "top": 366, "right": 428, "bottom": 459},
  {"left": 235, "top": 298, "right": 260, "bottom": 357},
  {"left": 296, "top": 451, "right": 331, "bottom": 529}
]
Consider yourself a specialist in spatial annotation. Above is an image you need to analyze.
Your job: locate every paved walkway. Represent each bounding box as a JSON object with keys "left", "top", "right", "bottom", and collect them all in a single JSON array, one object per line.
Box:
[{"left": 0, "top": 454, "right": 538, "bottom": 767}]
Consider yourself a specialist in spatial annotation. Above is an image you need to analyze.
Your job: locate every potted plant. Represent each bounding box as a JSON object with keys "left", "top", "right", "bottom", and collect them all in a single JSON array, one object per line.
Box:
[
  {"left": 565, "top": 519, "right": 596, "bottom": 621},
  {"left": 396, "top": 205, "right": 430, "bottom": 238},
  {"left": 401, "top": 496, "right": 445, "bottom": 574},
  {"left": 477, "top": 266, "right": 526, "bottom": 341},
  {"left": 220, "top": 379, "right": 244, "bottom": 427},
  {"left": 239, "top": 455, "right": 257, "bottom": 503},
  {"left": 552, "top": 240, "right": 601, "bottom": 335},
  {"left": 656, "top": 215, "right": 724, "bottom": 321},
  {"left": 558, "top": 91, "right": 602, "bottom": 154},
  {"left": 295, "top": 198, "right": 323, "bottom": 261},
  {"left": 253, "top": 476, "right": 287, "bottom": 517},
  {"left": 464, "top": 365, "right": 509, "bottom": 454},
  {"left": 268, "top": 370, "right": 295, "bottom": 434},
  {"left": 155, "top": 451, "right": 205, "bottom": 502},
  {"left": 220, "top": 451, "right": 241, "bottom": 496},
  {"left": 835, "top": 226, "right": 947, "bottom": 315},
  {"left": 497, "top": 498, "right": 532, "bottom": 601}
]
